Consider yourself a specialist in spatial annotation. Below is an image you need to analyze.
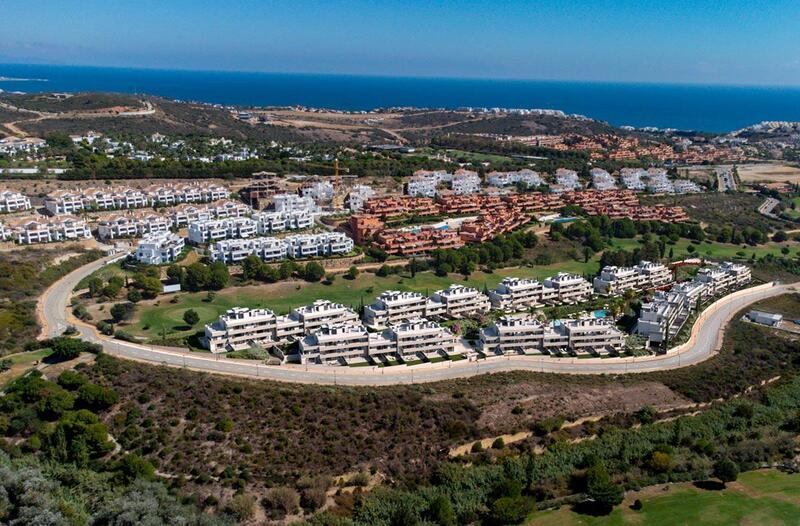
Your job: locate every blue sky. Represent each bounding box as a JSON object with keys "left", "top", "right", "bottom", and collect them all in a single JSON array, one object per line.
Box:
[{"left": 2, "top": 0, "right": 800, "bottom": 85}]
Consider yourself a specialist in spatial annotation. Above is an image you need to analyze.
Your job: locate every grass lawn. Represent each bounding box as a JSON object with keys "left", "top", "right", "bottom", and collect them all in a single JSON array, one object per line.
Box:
[
  {"left": 608, "top": 237, "right": 800, "bottom": 261},
  {"left": 0, "top": 349, "right": 52, "bottom": 387},
  {"left": 127, "top": 260, "right": 599, "bottom": 343},
  {"left": 525, "top": 470, "right": 800, "bottom": 526}
]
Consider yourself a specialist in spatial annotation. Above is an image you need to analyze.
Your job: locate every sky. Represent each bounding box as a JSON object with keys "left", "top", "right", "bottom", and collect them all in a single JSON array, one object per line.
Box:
[{"left": 2, "top": 0, "right": 800, "bottom": 86}]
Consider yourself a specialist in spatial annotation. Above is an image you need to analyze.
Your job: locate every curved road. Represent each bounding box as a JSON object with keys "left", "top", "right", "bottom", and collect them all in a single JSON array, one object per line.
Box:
[{"left": 39, "top": 255, "right": 795, "bottom": 386}]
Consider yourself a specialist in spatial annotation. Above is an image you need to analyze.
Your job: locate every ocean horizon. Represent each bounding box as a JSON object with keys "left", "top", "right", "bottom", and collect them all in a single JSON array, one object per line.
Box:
[{"left": 2, "top": 63, "right": 800, "bottom": 133}]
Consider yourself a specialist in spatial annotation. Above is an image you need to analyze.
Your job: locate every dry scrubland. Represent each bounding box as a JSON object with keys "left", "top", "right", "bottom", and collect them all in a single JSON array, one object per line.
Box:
[{"left": 737, "top": 163, "right": 800, "bottom": 183}]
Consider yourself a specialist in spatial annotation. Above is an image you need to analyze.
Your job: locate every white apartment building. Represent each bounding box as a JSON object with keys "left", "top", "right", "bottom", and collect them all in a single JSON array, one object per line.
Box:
[
  {"left": 387, "top": 318, "right": 456, "bottom": 360},
  {"left": 672, "top": 179, "right": 703, "bottom": 194},
  {"left": 481, "top": 316, "right": 624, "bottom": 355},
  {"left": 429, "top": 284, "right": 490, "bottom": 318},
  {"left": 0, "top": 221, "right": 11, "bottom": 241},
  {"left": 637, "top": 262, "right": 751, "bottom": 344},
  {"left": 204, "top": 300, "right": 358, "bottom": 353},
  {"left": 413, "top": 169, "right": 452, "bottom": 185},
  {"left": 11, "top": 216, "right": 92, "bottom": 244},
  {"left": 167, "top": 200, "right": 251, "bottom": 227},
  {"left": 489, "top": 277, "right": 544, "bottom": 311},
  {"left": 552, "top": 169, "right": 582, "bottom": 192},
  {"left": 645, "top": 170, "right": 674, "bottom": 193},
  {"left": 590, "top": 168, "right": 617, "bottom": 190},
  {"left": 593, "top": 260, "right": 673, "bottom": 295},
  {"left": 364, "top": 290, "right": 430, "bottom": 329},
  {"left": 541, "top": 273, "right": 593, "bottom": 304},
  {"left": 299, "top": 317, "right": 457, "bottom": 365},
  {"left": 209, "top": 232, "right": 353, "bottom": 264},
  {"left": 97, "top": 213, "right": 171, "bottom": 239},
  {"left": 487, "top": 169, "right": 542, "bottom": 188},
  {"left": 405, "top": 176, "right": 438, "bottom": 198},
  {"left": 272, "top": 193, "right": 319, "bottom": 214},
  {"left": 187, "top": 217, "right": 258, "bottom": 244},
  {"left": 451, "top": 169, "right": 482, "bottom": 195},
  {"left": 283, "top": 232, "right": 353, "bottom": 259},
  {"left": 0, "top": 190, "right": 32, "bottom": 213},
  {"left": 134, "top": 232, "right": 185, "bottom": 265},
  {"left": 300, "top": 181, "right": 335, "bottom": 202},
  {"left": 346, "top": 185, "right": 376, "bottom": 211},
  {"left": 254, "top": 210, "right": 314, "bottom": 234},
  {"left": 620, "top": 168, "right": 647, "bottom": 191},
  {"left": 45, "top": 191, "right": 85, "bottom": 215}
]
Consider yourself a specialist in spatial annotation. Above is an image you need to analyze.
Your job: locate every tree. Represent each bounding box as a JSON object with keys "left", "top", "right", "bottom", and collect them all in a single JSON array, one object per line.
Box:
[
  {"left": 166, "top": 264, "right": 184, "bottom": 284},
  {"left": 50, "top": 337, "right": 86, "bottom": 361},
  {"left": 86, "top": 276, "right": 104, "bottom": 297},
  {"left": 304, "top": 262, "right": 325, "bottom": 282},
  {"left": 110, "top": 302, "right": 135, "bottom": 322},
  {"left": 427, "top": 495, "right": 456, "bottom": 526},
  {"left": 126, "top": 289, "right": 142, "bottom": 303},
  {"left": 345, "top": 265, "right": 359, "bottom": 280},
  {"left": 713, "top": 459, "right": 739, "bottom": 486},
  {"left": 184, "top": 262, "right": 211, "bottom": 291},
  {"left": 208, "top": 262, "right": 230, "bottom": 290},
  {"left": 585, "top": 461, "right": 624, "bottom": 513},
  {"left": 134, "top": 274, "right": 162, "bottom": 299},
  {"left": 183, "top": 309, "right": 200, "bottom": 326},
  {"left": 77, "top": 383, "right": 119, "bottom": 410},
  {"left": 116, "top": 453, "right": 155, "bottom": 483},
  {"left": 241, "top": 255, "right": 264, "bottom": 281},
  {"left": 486, "top": 496, "right": 535, "bottom": 525}
]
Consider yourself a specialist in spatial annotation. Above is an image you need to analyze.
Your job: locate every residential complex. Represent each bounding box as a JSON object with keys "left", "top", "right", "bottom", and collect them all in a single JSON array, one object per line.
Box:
[
  {"left": 451, "top": 169, "right": 482, "bottom": 195},
  {"left": 489, "top": 273, "right": 593, "bottom": 311},
  {"left": 134, "top": 232, "right": 185, "bottom": 264},
  {"left": 44, "top": 183, "right": 230, "bottom": 215},
  {"left": 187, "top": 217, "right": 258, "bottom": 244},
  {"left": 636, "top": 262, "right": 751, "bottom": 344},
  {"left": 253, "top": 210, "right": 314, "bottom": 234},
  {"left": 299, "top": 318, "right": 456, "bottom": 365},
  {"left": 272, "top": 193, "right": 319, "bottom": 214},
  {"left": 487, "top": 169, "right": 542, "bottom": 188},
  {"left": 480, "top": 316, "right": 625, "bottom": 356},
  {"left": 346, "top": 184, "right": 376, "bottom": 212},
  {"left": 203, "top": 300, "right": 358, "bottom": 353},
  {"left": 97, "top": 212, "right": 171, "bottom": 239},
  {"left": 7, "top": 216, "right": 92, "bottom": 244},
  {"left": 593, "top": 261, "right": 673, "bottom": 295},
  {"left": 209, "top": 232, "right": 353, "bottom": 264},
  {"left": 590, "top": 168, "right": 616, "bottom": 190},
  {"left": 0, "top": 190, "right": 32, "bottom": 213}
]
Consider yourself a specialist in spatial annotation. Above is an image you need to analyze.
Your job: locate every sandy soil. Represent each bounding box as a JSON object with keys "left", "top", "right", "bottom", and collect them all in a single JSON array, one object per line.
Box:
[
  {"left": 470, "top": 381, "right": 691, "bottom": 433},
  {"left": 737, "top": 163, "right": 800, "bottom": 183}
]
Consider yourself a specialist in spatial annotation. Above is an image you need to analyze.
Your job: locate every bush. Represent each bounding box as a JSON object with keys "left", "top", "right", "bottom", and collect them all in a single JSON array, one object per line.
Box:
[
  {"left": 300, "top": 487, "right": 327, "bottom": 512},
  {"left": 77, "top": 383, "right": 120, "bottom": 411},
  {"left": 183, "top": 309, "right": 200, "bottom": 326},
  {"left": 110, "top": 302, "right": 136, "bottom": 323},
  {"left": 126, "top": 289, "right": 142, "bottom": 303},
  {"left": 486, "top": 496, "right": 535, "bottom": 525},
  {"left": 264, "top": 486, "right": 300, "bottom": 517},
  {"left": 57, "top": 370, "right": 88, "bottom": 390},
  {"left": 226, "top": 493, "right": 256, "bottom": 522},
  {"left": 50, "top": 337, "right": 89, "bottom": 361},
  {"left": 304, "top": 262, "right": 326, "bottom": 282},
  {"left": 350, "top": 471, "right": 370, "bottom": 487},
  {"left": 471, "top": 441, "right": 484, "bottom": 453},
  {"left": 116, "top": 453, "right": 155, "bottom": 483},
  {"left": 345, "top": 265, "right": 359, "bottom": 280},
  {"left": 428, "top": 495, "right": 456, "bottom": 526},
  {"left": 492, "top": 437, "right": 506, "bottom": 450},
  {"left": 713, "top": 458, "right": 740, "bottom": 485}
]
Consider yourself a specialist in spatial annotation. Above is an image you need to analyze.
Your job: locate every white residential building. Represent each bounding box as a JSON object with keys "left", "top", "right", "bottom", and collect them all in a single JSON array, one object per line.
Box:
[
  {"left": 481, "top": 316, "right": 624, "bottom": 355},
  {"left": 429, "top": 284, "right": 490, "bottom": 318},
  {"left": 620, "top": 168, "right": 647, "bottom": 191},
  {"left": 134, "top": 232, "right": 185, "bottom": 265},
  {"left": 346, "top": 185, "right": 376, "bottom": 211},
  {"left": 209, "top": 232, "right": 353, "bottom": 264},
  {"left": 272, "top": 193, "right": 319, "bottom": 214},
  {"left": 11, "top": 216, "right": 92, "bottom": 244},
  {"left": 0, "top": 190, "right": 32, "bottom": 213},
  {"left": 451, "top": 169, "right": 482, "bottom": 195},
  {"left": 299, "top": 323, "right": 373, "bottom": 364},
  {"left": 552, "top": 168, "right": 582, "bottom": 192},
  {"left": 645, "top": 169, "right": 674, "bottom": 193},
  {"left": 97, "top": 213, "right": 171, "bottom": 239},
  {"left": 300, "top": 181, "right": 335, "bottom": 202},
  {"left": 387, "top": 318, "right": 456, "bottom": 360},
  {"left": 406, "top": 176, "right": 438, "bottom": 197},
  {"left": 541, "top": 273, "right": 593, "bottom": 304},
  {"left": 590, "top": 168, "right": 617, "bottom": 190},
  {"left": 0, "top": 221, "right": 11, "bottom": 241},
  {"left": 489, "top": 277, "right": 545, "bottom": 311},
  {"left": 204, "top": 300, "right": 358, "bottom": 353},
  {"left": 637, "top": 262, "right": 751, "bottom": 344},
  {"left": 187, "top": 217, "right": 258, "bottom": 244},
  {"left": 364, "top": 290, "right": 430, "bottom": 329},
  {"left": 487, "top": 169, "right": 542, "bottom": 188},
  {"left": 593, "top": 261, "right": 673, "bottom": 295},
  {"left": 254, "top": 210, "right": 314, "bottom": 234},
  {"left": 673, "top": 179, "right": 703, "bottom": 194},
  {"left": 45, "top": 191, "right": 85, "bottom": 215}
]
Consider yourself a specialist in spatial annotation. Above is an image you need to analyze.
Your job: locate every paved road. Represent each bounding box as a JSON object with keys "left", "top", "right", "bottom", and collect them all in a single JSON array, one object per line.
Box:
[{"left": 40, "top": 256, "right": 794, "bottom": 386}]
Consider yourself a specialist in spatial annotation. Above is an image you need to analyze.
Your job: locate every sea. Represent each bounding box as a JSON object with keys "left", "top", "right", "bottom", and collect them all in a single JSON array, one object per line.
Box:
[{"left": 2, "top": 63, "right": 800, "bottom": 133}]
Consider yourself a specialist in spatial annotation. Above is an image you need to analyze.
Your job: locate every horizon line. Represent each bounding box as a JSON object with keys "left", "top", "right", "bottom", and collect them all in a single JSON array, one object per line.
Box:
[{"left": 3, "top": 60, "right": 800, "bottom": 91}]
